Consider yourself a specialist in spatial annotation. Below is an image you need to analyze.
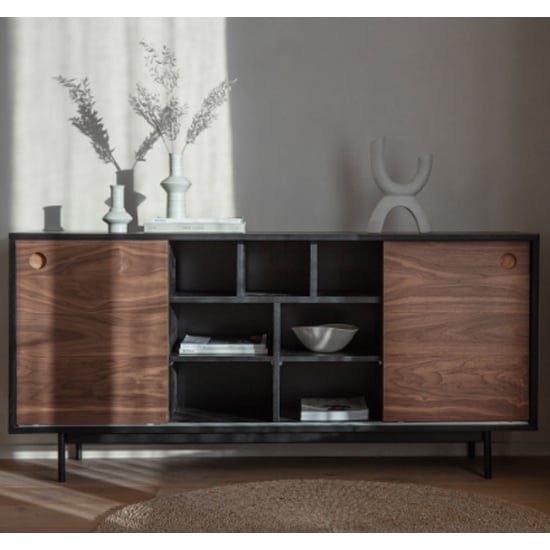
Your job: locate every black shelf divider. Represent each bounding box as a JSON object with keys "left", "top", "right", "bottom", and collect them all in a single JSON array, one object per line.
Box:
[
  {"left": 310, "top": 241, "right": 318, "bottom": 297},
  {"left": 273, "top": 302, "right": 282, "bottom": 422},
  {"left": 169, "top": 294, "right": 381, "bottom": 304},
  {"left": 172, "top": 408, "right": 269, "bottom": 424},
  {"left": 280, "top": 352, "right": 382, "bottom": 363},
  {"left": 237, "top": 241, "right": 246, "bottom": 297}
]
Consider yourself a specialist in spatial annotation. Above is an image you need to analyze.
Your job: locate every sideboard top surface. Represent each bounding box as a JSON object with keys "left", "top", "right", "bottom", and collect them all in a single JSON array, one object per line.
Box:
[{"left": 9, "top": 231, "right": 540, "bottom": 242}]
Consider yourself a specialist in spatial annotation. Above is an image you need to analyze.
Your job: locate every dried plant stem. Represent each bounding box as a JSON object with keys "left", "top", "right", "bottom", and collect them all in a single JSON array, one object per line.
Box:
[
  {"left": 130, "top": 42, "right": 235, "bottom": 154},
  {"left": 56, "top": 75, "right": 161, "bottom": 170},
  {"left": 182, "top": 79, "right": 236, "bottom": 153},
  {"left": 132, "top": 129, "right": 161, "bottom": 169},
  {"left": 55, "top": 76, "right": 122, "bottom": 170}
]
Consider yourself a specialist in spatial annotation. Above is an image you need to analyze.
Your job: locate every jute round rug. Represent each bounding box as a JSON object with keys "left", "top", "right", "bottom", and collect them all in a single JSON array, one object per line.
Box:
[{"left": 94, "top": 479, "right": 550, "bottom": 533}]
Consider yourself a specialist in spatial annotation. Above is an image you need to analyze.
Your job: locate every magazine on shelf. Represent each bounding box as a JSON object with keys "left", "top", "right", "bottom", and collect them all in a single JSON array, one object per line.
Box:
[
  {"left": 144, "top": 217, "right": 246, "bottom": 233},
  {"left": 178, "top": 333, "right": 268, "bottom": 355},
  {"left": 300, "top": 396, "right": 369, "bottom": 421}
]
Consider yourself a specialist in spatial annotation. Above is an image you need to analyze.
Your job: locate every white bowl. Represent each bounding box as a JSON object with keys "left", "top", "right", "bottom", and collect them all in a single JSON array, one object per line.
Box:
[{"left": 292, "top": 323, "right": 359, "bottom": 353}]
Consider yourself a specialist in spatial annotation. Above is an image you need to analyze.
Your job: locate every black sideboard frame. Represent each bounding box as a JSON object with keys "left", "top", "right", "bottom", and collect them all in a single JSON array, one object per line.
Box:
[{"left": 9, "top": 232, "right": 539, "bottom": 482}]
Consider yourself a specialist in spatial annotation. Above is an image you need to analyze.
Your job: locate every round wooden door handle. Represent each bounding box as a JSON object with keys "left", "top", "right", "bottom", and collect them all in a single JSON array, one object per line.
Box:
[
  {"left": 29, "top": 252, "right": 47, "bottom": 270},
  {"left": 500, "top": 253, "right": 517, "bottom": 269}
]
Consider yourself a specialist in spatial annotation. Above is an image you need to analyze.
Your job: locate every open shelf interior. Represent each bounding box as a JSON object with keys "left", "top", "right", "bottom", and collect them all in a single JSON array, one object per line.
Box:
[
  {"left": 280, "top": 362, "right": 382, "bottom": 422},
  {"left": 169, "top": 237, "right": 384, "bottom": 424},
  {"left": 246, "top": 241, "right": 310, "bottom": 295},
  {"left": 171, "top": 362, "right": 273, "bottom": 422},
  {"left": 171, "top": 303, "right": 274, "bottom": 356},
  {"left": 281, "top": 303, "right": 381, "bottom": 356},
  {"left": 171, "top": 241, "right": 237, "bottom": 296},
  {"left": 170, "top": 239, "right": 383, "bottom": 299},
  {"left": 317, "top": 241, "right": 382, "bottom": 296}
]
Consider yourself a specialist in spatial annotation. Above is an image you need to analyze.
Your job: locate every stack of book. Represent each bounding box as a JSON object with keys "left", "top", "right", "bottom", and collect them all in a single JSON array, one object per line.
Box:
[
  {"left": 178, "top": 333, "right": 268, "bottom": 356},
  {"left": 144, "top": 217, "right": 246, "bottom": 233},
  {"left": 300, "top": 396, "right": 370, "bottom": 421}
]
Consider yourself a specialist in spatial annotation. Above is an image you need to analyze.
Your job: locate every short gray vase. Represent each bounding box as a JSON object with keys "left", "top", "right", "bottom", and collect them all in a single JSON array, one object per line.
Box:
[{"left": 103, "top": 183, "right": 132, "bottom": 233}]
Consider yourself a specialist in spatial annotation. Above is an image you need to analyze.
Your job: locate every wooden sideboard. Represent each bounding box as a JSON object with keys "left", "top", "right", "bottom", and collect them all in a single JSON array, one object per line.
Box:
[{"left": 9, "top": 233, "right": 539, "bottom": 481}]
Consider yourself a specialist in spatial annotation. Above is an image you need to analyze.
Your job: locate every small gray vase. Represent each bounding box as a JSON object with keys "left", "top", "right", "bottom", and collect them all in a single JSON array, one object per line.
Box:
[{"left": 103, "top": 184, "right": 132, "bottom": 233}]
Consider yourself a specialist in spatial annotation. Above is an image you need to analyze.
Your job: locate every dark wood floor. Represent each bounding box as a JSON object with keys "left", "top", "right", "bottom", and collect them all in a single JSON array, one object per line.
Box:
[{"left": 0, "top": 454, "right": 548, "bottom": 532}]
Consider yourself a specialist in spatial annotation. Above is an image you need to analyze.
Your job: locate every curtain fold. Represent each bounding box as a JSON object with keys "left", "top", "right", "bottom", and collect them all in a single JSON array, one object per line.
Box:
[{"left": 11, "top": 17, "right": 234, "bottom": 231}]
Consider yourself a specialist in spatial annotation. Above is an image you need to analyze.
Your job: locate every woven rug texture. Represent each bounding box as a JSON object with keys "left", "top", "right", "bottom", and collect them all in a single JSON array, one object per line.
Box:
[{"left": 94, "top": 478, "right": 550, "bottom": 533}]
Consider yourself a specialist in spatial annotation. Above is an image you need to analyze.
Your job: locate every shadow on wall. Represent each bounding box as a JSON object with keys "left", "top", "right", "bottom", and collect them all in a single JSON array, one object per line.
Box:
[
  {"left": 0, "top": 18, "right": 14, "bottom": 445},
  {"left": 331, "top": 138, "right": 372, "bottom": 231},
  {"left": 0, "top": 22, "right": 58, "bottom": 450}
]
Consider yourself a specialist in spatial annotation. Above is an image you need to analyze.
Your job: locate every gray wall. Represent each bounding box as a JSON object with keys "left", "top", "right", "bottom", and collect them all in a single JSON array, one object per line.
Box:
[
  {"left": 226, "top": 18, "right": 550, "bottom": 453},
  {"left": 0, "top": 18, "right": 16, "bottom": 450},
  {"left": 227, "top": 18, "right": 550, "bottom": 234},
  {"left": 1, "top": 18, "right": 549, "bottom": 455}
]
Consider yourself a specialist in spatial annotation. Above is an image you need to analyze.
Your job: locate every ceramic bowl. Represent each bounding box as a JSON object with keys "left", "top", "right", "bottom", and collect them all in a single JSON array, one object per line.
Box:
[{"left": 291, "top": 323, "right": 359, "bottom": 353}]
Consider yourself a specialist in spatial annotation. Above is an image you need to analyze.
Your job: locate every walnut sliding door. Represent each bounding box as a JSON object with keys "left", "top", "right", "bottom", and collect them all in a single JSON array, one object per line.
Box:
[
  {"left": 15, "top": 240, "right": 169, "bottom": 425},
  {"left": 383, "top": 241, "right": 530, "bottom": 422}
]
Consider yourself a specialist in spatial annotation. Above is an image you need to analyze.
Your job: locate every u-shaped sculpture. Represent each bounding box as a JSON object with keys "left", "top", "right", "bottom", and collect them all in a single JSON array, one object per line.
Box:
[{"left": 367, "top": 137, "right": 433, "bottom": 233}]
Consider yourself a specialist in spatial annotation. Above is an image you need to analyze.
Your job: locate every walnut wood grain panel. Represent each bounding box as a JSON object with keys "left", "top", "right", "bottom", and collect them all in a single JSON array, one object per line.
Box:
[
  {"left": 16, "top": 240, "right": 169, "bottom": 425},
  {"left": 383, "top": 241, "right": 530, "bottom": 422}
]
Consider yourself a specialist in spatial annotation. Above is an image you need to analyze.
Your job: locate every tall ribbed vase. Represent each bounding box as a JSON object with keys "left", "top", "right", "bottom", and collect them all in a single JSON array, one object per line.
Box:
[
  {"left": 160, "top": 153, "right": 191, "bottom": 219},
  {"left": 103, "top": 184, "right": 132, "bottom": 233}
]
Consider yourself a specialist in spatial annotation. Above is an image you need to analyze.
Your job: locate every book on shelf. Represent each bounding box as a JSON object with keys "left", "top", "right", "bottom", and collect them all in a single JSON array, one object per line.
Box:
[
  {"left": 152, "top": 217, "right": 244, "bottom": 223},
  {"left": 178, "top": 333, "right": 268, "bottom": 355},
  {"left": 144, "top": 217, "right": 246, "bottom": 233},
  {"left": 300, "top": 396, "right": 369, "bottom": 421}
]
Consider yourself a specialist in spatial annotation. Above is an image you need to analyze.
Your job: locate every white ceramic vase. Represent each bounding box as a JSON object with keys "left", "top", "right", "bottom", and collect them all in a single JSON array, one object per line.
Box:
[
  {"left": 160, "top": 153, "right": 192, "bottom": 219},
  {"left": 103, "top": 184, "right": 132, "bottom": 233}
]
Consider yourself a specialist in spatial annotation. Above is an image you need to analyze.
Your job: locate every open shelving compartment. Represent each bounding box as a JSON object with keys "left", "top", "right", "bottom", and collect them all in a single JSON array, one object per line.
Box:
[
  {"left": 279, "top": 301, "right": 383, "bottom": 423},
  {"left": 244, "top": 240, "right": 311, "bottom": 296},
  {"left": 169, "top": 301, "right": 275, "bottom": 422},
  {"left": 171, "top": 361, "right": 274, "bottom": 422},
  {"left": 168, "top": 236, "right": 385, "bottom": 425},
  {"left": 281, "top": 302, "right": 381, "bottom": 358},
  {"left": 170, "top": 240, "right": 238, "bottom": 297},
  {"left": 170, "top": 303, "right": 274, "bottom": 349},
  {"left": 280, "top": 361, "right": 383, "bottom": 422},
  {"left": 316, "top": 240, "right": 383, "bottom": 296}
]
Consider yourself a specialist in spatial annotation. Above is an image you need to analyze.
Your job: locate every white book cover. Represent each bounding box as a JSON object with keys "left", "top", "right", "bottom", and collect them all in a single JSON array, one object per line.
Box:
[
  {"left": 179, "top": 334, "right": 268, "bottom": 355},
  {"left": 300, "top": 396, "right": 369, "bottom": 421},
  {"left": 152, "top": 217, "right": 244, "bottom": 224},
  {"left": 144, "top": 221, "right": 246, "bottom": 233}
]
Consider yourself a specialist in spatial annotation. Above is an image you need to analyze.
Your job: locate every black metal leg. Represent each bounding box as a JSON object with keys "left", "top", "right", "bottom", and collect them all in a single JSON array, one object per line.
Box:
[
  {"left": 73, "top": 443, "right": 82, "bottom": 461},
  {"left": 57, "top": 433, "right": 66, "bottom": 482},
  {"left": 483, "top": 431, "right": 492, "bottom": 479},
  {"left": 467, "top": 441, "right": 476, "bottom": 458}
]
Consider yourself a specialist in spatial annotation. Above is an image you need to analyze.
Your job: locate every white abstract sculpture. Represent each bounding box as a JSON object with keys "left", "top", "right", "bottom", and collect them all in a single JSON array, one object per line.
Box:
[{"left": 367, "top": 137, "right": 433, "bottom": 233}]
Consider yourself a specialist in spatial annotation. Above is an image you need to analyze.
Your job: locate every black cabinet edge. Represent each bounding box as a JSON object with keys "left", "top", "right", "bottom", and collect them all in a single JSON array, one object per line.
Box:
[{"left": 8, "top": 232, "right": 541, "bottom": 241}]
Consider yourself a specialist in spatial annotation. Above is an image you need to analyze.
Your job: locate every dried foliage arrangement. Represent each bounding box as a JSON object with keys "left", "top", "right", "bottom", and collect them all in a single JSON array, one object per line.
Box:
[
  {"left": 55, "top": 42, "right": 235, "bottom": 169},
  {"left": 129, "top": 41, "right": 236, "bottom": 154},
  {"left": 55, "top": 76, "right": 160, "bottom": 170}
]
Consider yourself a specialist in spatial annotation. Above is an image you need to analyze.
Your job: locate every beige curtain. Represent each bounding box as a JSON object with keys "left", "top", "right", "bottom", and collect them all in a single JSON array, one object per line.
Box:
[{"left": 11, "top": 17, "right": 234, "bottom": 231}]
